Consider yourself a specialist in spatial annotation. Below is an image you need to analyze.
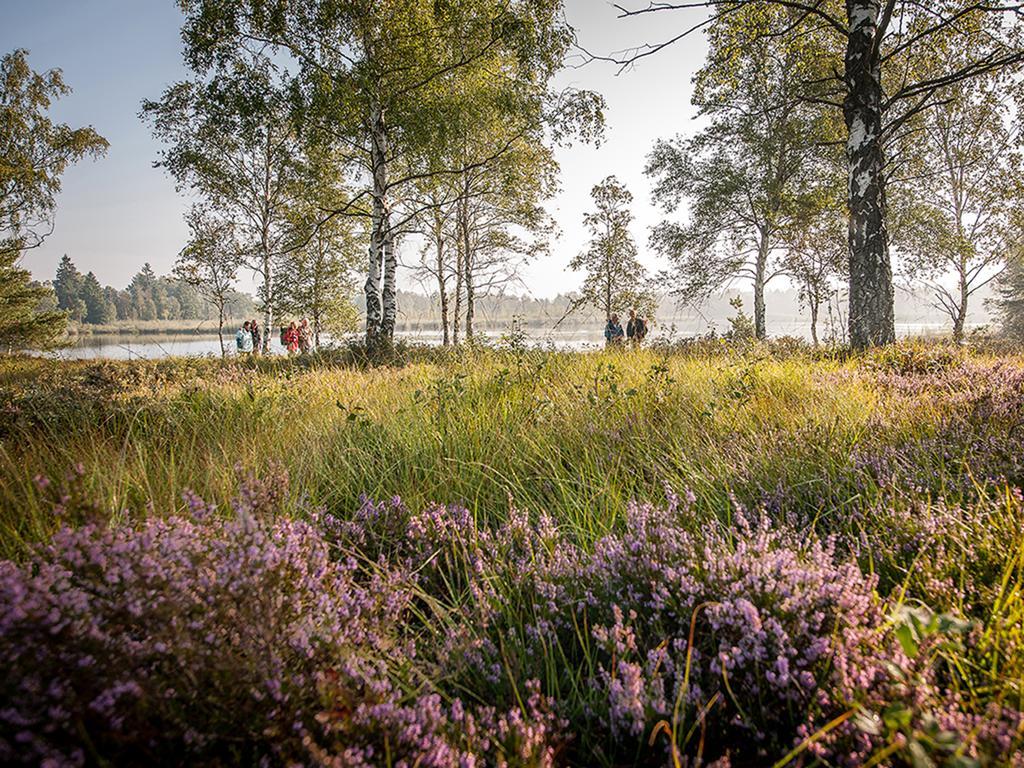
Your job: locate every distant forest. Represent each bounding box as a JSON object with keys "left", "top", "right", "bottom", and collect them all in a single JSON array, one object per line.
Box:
[{"left": 43, "top": 255, "right": 255, "bottom": 325}]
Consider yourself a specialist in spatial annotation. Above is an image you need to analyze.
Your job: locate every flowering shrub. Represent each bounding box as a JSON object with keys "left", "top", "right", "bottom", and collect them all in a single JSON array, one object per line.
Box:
[
  {"left": 0, "top": 509, "right": 408, "bottom": 765},
  {"left": 4, "top": 467, "right": 1024, "bottom": 767},
  {"left": 0, "top": 482, "right": 563, "bottom": 767},
  {"left": 555, "top": 494, "right": 891, "bottom": 763}
]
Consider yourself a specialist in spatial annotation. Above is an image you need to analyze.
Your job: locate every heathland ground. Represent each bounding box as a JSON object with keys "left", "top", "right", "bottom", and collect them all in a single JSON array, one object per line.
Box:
[{"left": 2, "top": 341, "right": 1023, "bottom": 766}]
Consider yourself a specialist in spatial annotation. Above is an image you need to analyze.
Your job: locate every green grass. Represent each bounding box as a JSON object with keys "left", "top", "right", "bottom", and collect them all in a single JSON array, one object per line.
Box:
[
  {"left": 3, "top": 341, "right": 1024, "bottom": 763},
  {"left": 1, "top": 342, "right": 1017, "bottom": 559}
]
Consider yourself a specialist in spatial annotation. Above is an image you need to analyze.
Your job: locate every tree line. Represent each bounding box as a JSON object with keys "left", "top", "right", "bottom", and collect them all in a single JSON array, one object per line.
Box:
[
  {"left": 3, "top": 2, "right": 1024, "bottom": 353},
  {"left": 47, "top": 255, "right": 255, "bottom": 326}
]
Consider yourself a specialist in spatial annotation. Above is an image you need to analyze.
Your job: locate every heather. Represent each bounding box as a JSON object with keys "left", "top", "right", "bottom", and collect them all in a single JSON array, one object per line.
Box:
[{"left": 2, "top": 341, "right": 1024, "bottom": 764}]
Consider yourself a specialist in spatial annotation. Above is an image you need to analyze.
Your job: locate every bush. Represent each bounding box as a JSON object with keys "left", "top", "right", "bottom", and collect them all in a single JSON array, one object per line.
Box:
[{"left": 0, "top": 483, "right": 562, "bottom": 767}]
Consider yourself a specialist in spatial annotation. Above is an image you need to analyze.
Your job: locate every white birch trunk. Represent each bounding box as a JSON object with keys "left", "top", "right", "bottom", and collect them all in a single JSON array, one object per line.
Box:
[
  {"left": 844, "top": 0, "right": 896, "bottom": 349},
  {"left": 365, "top": 101, "right": 387, "bottom": 347}
]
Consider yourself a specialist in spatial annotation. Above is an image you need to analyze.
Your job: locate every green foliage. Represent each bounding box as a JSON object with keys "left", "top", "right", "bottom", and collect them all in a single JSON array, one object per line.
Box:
[
  {"left": 172, "top": 0, "right": 602, "bottom": 344},
  {"left": 0, "top": 252, "right": 66, "bottom": 352},
  {"left": 0, "top": 49, "right": 108, "bottom": 259},
  {"left": 143, "top": 51, "right": 308, "bottom": 343},
  {"left": 569, "top": 175, "right": 654, "bottom": 321},
  {"left": 725, "top": 295, "right": 756, "bottom": 342},
  {"left": 80, "top": 272, "right": 115, "bottom": 325},
  {"left": 4, "top": 345, "right": 1024, "bottom": 762},
  {"left": 646, "top": 5, "right": 839, "bottom": 339},
  {"left": 894, "top": 75, "right": 1022, "bottom": 342},
  {"left": 275, "top": 214, "right": 360, "bottom": 347},
  {"left": 51, "top": 254, "right": 253, "bottom": 326},
  {"left": 174, "top": 208, "right": 242, "bottom": 355},
  {"left": 994, "top": 243, "right": 1024, "bottom": 340}
]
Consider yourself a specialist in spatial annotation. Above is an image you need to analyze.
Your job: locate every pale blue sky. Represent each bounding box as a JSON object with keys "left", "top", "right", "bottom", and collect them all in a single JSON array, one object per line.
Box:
[{"left": 2, "top": 0, "right": 709, "bottom": 297}]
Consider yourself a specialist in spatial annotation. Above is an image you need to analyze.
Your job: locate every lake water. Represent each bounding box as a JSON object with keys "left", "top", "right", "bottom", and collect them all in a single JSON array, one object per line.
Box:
[
  {"left": 42, "top": 329, "right": 605, "bottom": 360},
  {"left": 37, "top": 320, "right": 959, "bottom": 361}
]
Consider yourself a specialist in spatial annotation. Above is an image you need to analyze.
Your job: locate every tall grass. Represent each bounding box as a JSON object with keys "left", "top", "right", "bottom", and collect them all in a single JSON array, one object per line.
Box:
[
  {"left": 2, "top": 341, "right": 1024, "bottom": 764},
  {"left": 1, "top": 343, "right": 1019, "bottom": 557}
]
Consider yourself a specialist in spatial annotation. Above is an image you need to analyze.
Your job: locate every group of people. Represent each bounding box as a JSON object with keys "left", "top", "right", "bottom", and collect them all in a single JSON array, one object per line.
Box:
[
  {"left": 604, "top": 309, "right": 649, "bottom": 348},
  {"left": 235, "top": 318, "right": 313, "bottom": 355}
]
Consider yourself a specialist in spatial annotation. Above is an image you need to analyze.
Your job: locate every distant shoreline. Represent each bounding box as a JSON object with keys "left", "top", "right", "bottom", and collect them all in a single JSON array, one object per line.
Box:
[{"left": 67, "top": 320, "right": 246, "bottom": 338}]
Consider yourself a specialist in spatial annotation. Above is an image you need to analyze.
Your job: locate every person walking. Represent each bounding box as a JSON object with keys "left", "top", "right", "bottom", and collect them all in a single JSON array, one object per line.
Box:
[
  {"left": 604, "top": 313, "right": 625, "bottom": 347},
  {"left": 235, "top": 321, "right": 254, "bottom": 355},
  {"left": 626, "top": 309, "right": 648, "bottom": 348},
  {"left": 298, "top": 318, "right": 313, "bottom": 354},
  {"left": 249, "top": 319, "right": 262, "bottom": 354},
  {"left": 283, "top": 321, "right": 300, "bottom": 355}
]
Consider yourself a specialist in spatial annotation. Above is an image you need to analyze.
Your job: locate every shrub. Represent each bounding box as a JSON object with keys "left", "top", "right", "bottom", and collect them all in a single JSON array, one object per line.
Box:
[{"left": 0, "top": 484, "right": 562, "bottom": 767}]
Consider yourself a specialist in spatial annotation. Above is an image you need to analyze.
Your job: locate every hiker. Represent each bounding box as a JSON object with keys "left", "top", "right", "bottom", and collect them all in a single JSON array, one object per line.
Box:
[
  {"left": 283, "top": 321, "right": 301, "bottom": 355},
  {"left": 626, "top": 309, "right": 648, "bottom": 347},
  {"left": 235, "top": 321, "right": 254, "bottom": 355},
  {"left": 249, "top": 319, "right": 262, "bottom": 354},
  {"left": 298, "top": 318, "right": 313, "bottom": 354},
  {"left": 604, "top": 313, "right": 625, "bottom": 347}
]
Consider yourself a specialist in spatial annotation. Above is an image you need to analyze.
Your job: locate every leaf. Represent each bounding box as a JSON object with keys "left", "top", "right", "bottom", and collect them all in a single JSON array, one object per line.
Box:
[{"left": 881, "top": 703, "right": 912, "bottom": 732}]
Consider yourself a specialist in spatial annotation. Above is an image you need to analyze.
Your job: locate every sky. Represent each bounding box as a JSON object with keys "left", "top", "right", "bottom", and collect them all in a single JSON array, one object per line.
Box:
[{"left": 1, "top": 0, "right": 711, "bottom": 298}]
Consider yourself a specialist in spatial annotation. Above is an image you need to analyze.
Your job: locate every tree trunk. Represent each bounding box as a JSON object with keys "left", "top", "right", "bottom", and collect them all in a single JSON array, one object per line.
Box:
[
  {"left": 435, "top": 231, "right": 450, "bottom": 347},
  {"left": 365, "top": 102, "right": 387, "bottom": 348},
  {"left": 381, "top": 218, "right": 397, "bottom": 342},
  {"left": 844, "top": 0, "right": 895, "bottom": 349},
  {"left": 452, "top": 236, "right": 463, "bottom": 346},
  {"left": 753, "top": 228, "right": 769, "bottom": 340},
  {"left": 261, "top": 251, "right": 273, "bottom": 354},
  {"left": 809, "top": 293, "right": 820, "bottom": 347},
  {"left": 460, "top": 182, "right": 474, "bottom": 341},
  {"left": 217, "top": 300, "right": 226, "bottom": 358},
  {"left": 953, "top": 268, "right": 969, "bottom": 344}
]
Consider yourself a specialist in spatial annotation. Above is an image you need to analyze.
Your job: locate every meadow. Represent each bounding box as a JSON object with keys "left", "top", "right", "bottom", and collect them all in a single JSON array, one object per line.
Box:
[{"left": 1, "top": 340, "right": 1023, "bottom": 766}]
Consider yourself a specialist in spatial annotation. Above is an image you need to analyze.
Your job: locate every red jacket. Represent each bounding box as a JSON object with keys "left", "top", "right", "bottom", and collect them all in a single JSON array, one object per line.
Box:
[{"left": 283, "top": 327, "right": 300, "bottom": 351}]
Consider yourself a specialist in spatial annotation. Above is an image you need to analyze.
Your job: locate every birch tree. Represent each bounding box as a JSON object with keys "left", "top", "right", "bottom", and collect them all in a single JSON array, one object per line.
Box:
[
  {"left": 615, "top": 0, "right": 1024, "bottom": 348},
  {"left": 176, "top": 0, "right": 601, "bottom": 351},
  {"left": 570, "top": 176, "right": 654, "bottom": 321},
  {"left": 645, "top": 4, "right": 833, "bottom": 340},
  {"left": 143, "top": 54, "right": 305, "bottom": 352},
  {"left": 896, "top": 77, "right": 1022, "bottom": 342},
  {"left": 277, "top": 206, "right": 361, "bottom": 350},
  {"left": 780, "top": 188, "right": 847, "bottom": 345},
  {"left": 174, "top": 208, "right": 241, "bottom": 357},
  {"left": 1, "top": 49, "right": 108, "bottom": 261}
]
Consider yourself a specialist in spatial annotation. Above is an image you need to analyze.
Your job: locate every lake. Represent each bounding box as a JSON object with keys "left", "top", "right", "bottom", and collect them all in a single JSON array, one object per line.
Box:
[{"left": 37, "top": 320, "right": 961, "bottom": 360}]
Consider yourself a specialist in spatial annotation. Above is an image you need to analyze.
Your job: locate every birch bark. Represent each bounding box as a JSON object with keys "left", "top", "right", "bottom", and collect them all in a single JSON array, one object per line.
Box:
[{"left": 844, "top": 0, "right": 895, "bottom": 348}]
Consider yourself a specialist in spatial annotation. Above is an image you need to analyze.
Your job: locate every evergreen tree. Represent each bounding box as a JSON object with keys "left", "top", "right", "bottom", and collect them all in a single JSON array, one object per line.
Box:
[
  {"left": 52, "top": 254, "right": 83, "bottom": 319},
  {"left": 81, "top": 271, "right": 115, "bottom": 324},
  {"left": 995, "top": 233, "right": 1024, "bottom": 340},
  {"left": 0, "top": 251, "right": 66, "bottom": 351},
  {"left": 127, "top": 264, "right": 158, "bottom": 321}
]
